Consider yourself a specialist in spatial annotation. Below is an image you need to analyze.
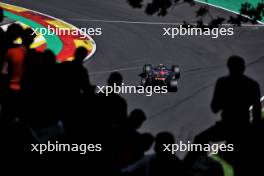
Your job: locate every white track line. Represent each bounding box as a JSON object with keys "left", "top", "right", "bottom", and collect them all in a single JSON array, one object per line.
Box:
[
  {"left": 63, "top": 18, "right": 264, "bottom": 27},
  {"left": 63, "top": 18, "right": 191, "bottom": 25}
]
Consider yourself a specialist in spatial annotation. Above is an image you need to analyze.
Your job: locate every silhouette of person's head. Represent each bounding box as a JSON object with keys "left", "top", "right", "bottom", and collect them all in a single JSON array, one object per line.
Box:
[
  {"left": 0, "top": 7, "right": 3, "bottom": 22},
  {"left": 22, "top": 28, "right": 36, "bottom": 48},
  {"left": 6, "top": 23, "right": 23, "bottom": 43},
  {"left": 127, "top": 109, "right": 146, "bottom": 130},
  {"left": 74, "top": 47, "right": 88, "bottom": 63},
  {"left": 42, "top": 49, "right": 56, "bottom": 65},
  {"left": 107, "top": 72, "right": 123, "bottom": 86},
  {"left": 227, "top": 56, "right": 245, "bottom": 77},
  {"left": 154, "top": 132, "right": 175, "bottom": 155}
]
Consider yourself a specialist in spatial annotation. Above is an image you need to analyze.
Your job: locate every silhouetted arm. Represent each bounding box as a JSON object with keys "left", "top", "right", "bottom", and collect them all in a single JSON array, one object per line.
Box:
[
  {"left": 211, "top": 79, "right": 223, "bottom": 114},
  {"left": 80, "top": 67, "right": 92, "bottom": 94},
  {"left": 252, "top": 83, "right": 261, "bottom": 124}
]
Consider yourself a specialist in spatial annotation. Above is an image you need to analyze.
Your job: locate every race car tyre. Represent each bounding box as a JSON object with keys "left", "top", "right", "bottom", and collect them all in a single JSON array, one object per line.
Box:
[
  {"left": 141, "top": 78, "right": 147, "bottom": 86},
  {"left": 172, "top": 65, "right": 180, "bottom": 79},
  {"left": 169, "top": 79, "right": 178, "bottom": 92},
  {"left": 143, "top": 64, "right": 152, "bottom": 74}
]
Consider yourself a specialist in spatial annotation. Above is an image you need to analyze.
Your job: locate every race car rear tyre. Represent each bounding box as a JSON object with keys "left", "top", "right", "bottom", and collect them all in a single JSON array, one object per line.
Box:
[
  {"left": 143, "top": 64, "right": 152, "bottom": 74},
  {"left": 172, "top": 65, "right": 180, "bottom": 73},
  {"left": 169, "top": 79, "right": 178, "bottom": 92},
  {"left": 172, "top": 65, "right": 180, "bottom": 79},
  {"left": 141, "top": 78, "right": 147, "bottom": 86}
]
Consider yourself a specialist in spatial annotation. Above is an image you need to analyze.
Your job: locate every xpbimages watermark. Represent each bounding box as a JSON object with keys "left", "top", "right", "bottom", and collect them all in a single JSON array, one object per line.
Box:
[
  {"left": 163, "top": 25, "right": 234, "bottom": 39},
  {"left": 96, "top": 83, "right": 168, "bottom": 96},
  {"left": 32, "top": 25, "right": 102, "bottom": 38},
  {"left": 31, "top": 141, "right": 102, "bottom": 155},
  {"left": 163, "top": 141, "right": 234, "bottom": 155}
]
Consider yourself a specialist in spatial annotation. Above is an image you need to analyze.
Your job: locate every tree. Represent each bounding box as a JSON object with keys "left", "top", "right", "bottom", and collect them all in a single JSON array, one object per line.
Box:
[{"left": 126, "top": 0, "right": 264, "bottom": 26}]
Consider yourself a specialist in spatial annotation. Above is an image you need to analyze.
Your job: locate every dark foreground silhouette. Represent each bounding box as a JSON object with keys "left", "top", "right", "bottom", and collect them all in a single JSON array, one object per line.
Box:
[{"left": 185, "top": 56, "right": 262, "bottom": 175}]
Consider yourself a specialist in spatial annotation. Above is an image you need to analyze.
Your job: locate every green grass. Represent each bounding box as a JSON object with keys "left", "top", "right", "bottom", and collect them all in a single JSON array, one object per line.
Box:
[
  {"left": 211, "top": 155, "right": 234, "bottom": 176},
  {"left": 196, "top": 0, "right": 264, "bottom": 21}
]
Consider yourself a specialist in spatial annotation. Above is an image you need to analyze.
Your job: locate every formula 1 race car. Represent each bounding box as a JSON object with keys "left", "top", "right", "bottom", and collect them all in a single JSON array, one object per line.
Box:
[{"left": 141, "top": 64, "right": 180, "bottom": 91}]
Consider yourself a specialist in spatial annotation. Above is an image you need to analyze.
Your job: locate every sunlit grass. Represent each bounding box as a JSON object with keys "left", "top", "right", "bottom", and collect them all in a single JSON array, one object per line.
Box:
[
  {"left": 211, "top": 155, "right": 234, "bottom": 176},
  {"left": 196, "top": 0, "right": 264, "bottom": 22}
]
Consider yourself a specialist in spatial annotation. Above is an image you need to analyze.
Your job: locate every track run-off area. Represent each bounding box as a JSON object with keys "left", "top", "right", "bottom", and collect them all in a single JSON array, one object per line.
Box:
[{"left": 0, "top": 2, "right": 96, "bottom": 62}]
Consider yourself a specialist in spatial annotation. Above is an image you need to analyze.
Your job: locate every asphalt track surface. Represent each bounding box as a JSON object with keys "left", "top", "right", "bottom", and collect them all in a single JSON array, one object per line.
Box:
[{"left": 3, "top": 0, "right": 264, "bottom": 157}]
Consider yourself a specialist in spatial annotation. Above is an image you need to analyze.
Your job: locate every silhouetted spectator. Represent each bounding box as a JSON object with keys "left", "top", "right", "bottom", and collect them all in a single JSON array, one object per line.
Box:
[
  {"left": 108, "top": 71, "right": 123, "bottom": 86},
  {"left": 0, "top": 7, "right": 3, "bottom": 22},
  {"left": 2, "top": 24, "right": 25, "bottom": 92},
  {"left": 5, "top": 23, "right": 23, "bottom": 49},
  {"left": 58, "top": 47, "right": 93, "bottom": 97},
  {"left": 139, "top": 133, "right": 154, "bottom": 155},
  {"left": 0, "top": 27, "right": 6, "bottom": 101},
  {"left": 113, "top": 109, "right": 148, "bottom": 169},
  {"left": 126, "top": 109, "right": 146, "bottom": 131},
  {"left": 74, "top": 46, "right": 88, "bottom": 64},
  {"left": 0, "top": 27, "right": 4, "bottom": 58},
  {"left": 212, "top": 56, "right": 261, "bottom": 126},
  {"left": 105, "top": 72, "right": 127, "bottom": 125},
  {"left": 1, "top": 24, "right": 24, "bottom": 125},
  {"left": 23, "top": 50, "right": 58, "bottom": 127},
  {"left": 192, "top": 56, "right": 261, "bottom": 176},
  {"left": 121, "top": 132, "right": 183, "bottom": 176},
  {"left": 194, "top": 56, "right": 261, "bottom": 143},
  {"left": 22, "top": 28, "right": 36, "bottom": 49},
  {"left": 20, "top": 28, "right": 38, "bottom": 95},
  {"left": 56, "top": 47, "right": 93, "bottom": 134}
]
